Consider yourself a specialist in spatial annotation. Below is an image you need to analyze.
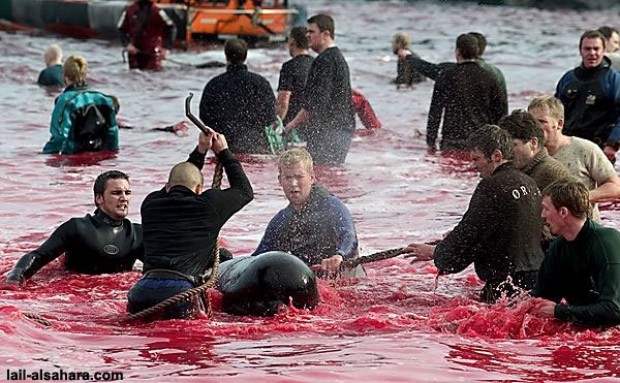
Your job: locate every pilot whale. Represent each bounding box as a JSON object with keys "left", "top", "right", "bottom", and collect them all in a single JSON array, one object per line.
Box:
[{"left": 217, "top": 251, "right": 320, "bottom": 316}]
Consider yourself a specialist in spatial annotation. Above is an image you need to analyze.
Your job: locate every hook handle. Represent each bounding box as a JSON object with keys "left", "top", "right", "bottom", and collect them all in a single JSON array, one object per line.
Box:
[{"left": 185, "top": 93, "right": 215, "bottom": 135}]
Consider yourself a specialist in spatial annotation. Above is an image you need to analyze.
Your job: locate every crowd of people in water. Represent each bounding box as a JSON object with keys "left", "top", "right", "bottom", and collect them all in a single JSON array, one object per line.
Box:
[{"left": 7, "top": 0, "right": 620, "bottom": 328}]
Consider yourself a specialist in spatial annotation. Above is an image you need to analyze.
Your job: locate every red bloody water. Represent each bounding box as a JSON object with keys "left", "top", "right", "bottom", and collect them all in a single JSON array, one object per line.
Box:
[{"left": 2, "top": 1, "right": 620, "bottom": 381}]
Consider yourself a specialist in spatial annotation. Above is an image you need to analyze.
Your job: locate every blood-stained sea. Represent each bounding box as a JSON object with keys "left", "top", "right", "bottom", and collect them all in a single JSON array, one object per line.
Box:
[{"left": 1, "top": 1, "right": 620, "bottom": 381}]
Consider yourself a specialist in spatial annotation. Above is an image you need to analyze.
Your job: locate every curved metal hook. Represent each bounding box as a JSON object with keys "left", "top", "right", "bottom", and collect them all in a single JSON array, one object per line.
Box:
[{"left": 185, "top": 92, "right": 214, "bottom": 135}]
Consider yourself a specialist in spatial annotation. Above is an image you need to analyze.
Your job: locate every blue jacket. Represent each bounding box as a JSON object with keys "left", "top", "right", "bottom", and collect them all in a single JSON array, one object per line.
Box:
[
  {"left": 555, "top": 57, "right": 620, "bottom": 144},
  {"left": 43, "top": 84, "right": 119, "bottom": 154},
  {"left": 252, "top": 184, "right": 359, "bottom": 266}
]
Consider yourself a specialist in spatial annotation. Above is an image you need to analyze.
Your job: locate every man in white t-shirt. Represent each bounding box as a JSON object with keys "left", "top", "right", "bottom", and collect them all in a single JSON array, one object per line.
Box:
[{"left": 528, "top": 95, "right": 620, "bottom": 220}]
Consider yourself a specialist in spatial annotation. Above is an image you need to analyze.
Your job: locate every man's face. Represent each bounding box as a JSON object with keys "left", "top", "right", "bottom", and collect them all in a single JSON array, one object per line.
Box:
[
  {"left": 541, "top": 195, "right": 563, "bottom": 236},
  {"left": 95, "top": 178, "right": 131, "bottom": 220},
  {"left": 512, "top": 138, "right": 535, "bottom": 169},
  {"left": 307, "top": 23, "right": 326, "bottom": 53},
  {"left": 469, "top": 149, "right": 496, "bottom": 179},
  {"left": 609, "top": 31, "right": 620, "bottom": 53},
  {"left": 580, "top": 37, "right": 605, "bottom": 68},
  {"left": 529, "top": 107, "right": 561, "bottom": 145},
  {"left": 278, "top": 162, "right": 315, "bottom": 210}
]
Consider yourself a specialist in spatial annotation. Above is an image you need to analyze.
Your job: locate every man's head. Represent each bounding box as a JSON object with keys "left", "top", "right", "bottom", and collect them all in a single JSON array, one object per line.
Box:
[
  {"left": 166, "top": 162, "right": 204, "bottom": 195},
  {"left": 467, "top": 124, "right": 514, "bottom": 179},
  {"left": 63, "top": 55, "right": 88, "bottom": 85},
  {"left": 499, "top": 110, "right": 545, "bottom": 169},
  {"left": 579, "top": 30, "right": 606, "bottom": 69},
  {"left": 44, "top": 44, "right": 62, "bottom": 67},
  {"left": 469, "top": 31, "right": 487, "bottom": 56},
  {"left": 277, "top": 148, "right": 315, "bottom": 211},
  {"left": 307, "top": 14, "right": 335, "bottom": 54},
  {"left": 598, "top": 26, "right": 620, "bottom": 53},
  {"left": 455, "top": 33, "right": 479, "bottom": 61},
  {"left": 541, "top": 179, "right": 589, "bottom": 236},
  {"left": 224, "top": 38, "right": 248, "bottom": 65},
  {"left": 288, "top": 26, "right": 309, "bottom": 56},
  {"left": 392, "top": 32, "right": 410, "bottom": 54},
  {"left": 527, "top": 95, "right": 565, "bottom": 145},
  {"left": 93, "top": 170, "right": 131, "bottom": 220}
]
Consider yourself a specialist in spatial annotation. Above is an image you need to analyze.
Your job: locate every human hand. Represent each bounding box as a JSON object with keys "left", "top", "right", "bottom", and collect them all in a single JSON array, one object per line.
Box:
[
  {"left": 397, "top": 48, "right": 412, "bottom": 59},
  {"left": 426, "top": 145, "right": 437, "bottom": 155},
  {"left": 311, "top": 254, "right": 343, "bottom": 279},
  {"left": 172, "top": 120, "right": 190, "bottom": 136},
  {"left": 211, "top": 133, "right": 229, "bottom": 154},
  {"left": 198, "top": 131, "right": 215, "bottom": 153},
  {"left": 126, "top": 43, "right": 139, "bottom": 55},
  {"left": 160, "top": 48, "right": 169, "bottom": 60},
  {"left": 603, "top": 145, "right": 617, "bottom": 163},
  {"left": 402, "top": 243, "right": 435, "bottom": 263},
  {"left": 528, "top": 298, "right": 556, "bottom": 318}
]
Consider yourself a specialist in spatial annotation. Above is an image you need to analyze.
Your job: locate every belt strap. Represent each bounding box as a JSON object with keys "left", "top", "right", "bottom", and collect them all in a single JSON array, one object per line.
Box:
[{"left": 143, "top": 268, "right": 197, "bottom": 285}]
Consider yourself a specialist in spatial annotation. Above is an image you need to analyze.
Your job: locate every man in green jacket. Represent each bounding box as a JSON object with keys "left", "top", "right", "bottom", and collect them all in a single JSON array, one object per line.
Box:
[{"left": 532, "top": 179, "right": 620, "bottom": 326}]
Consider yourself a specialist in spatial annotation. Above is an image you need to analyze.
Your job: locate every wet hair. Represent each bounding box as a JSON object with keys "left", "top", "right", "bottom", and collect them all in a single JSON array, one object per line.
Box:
[
  {"left": 392, "top": 32, "right": 411, "bottom": 50},
  {"left": 499, "top": 109, "right": 545, "bottom": 147},
  {"left": 167, "top": 162, "right": 204, "bottom": 191},
  {"left": 224, "top": 38, "right": 248, "bottom": 65},
  {"left": 528, "top": 95, "right": 565, "bottom": 122},
  {"left": 278, "top": 148, "right": 314, "bottom": 174},
  {"left": 44, "top": 44, "right": 63, "bottom": 66},
  {"left": 597, "top": 26, "right": 619, "bottom": 40},
  {"left": 467, "top": 124, "right": 514, "bottom": 160},
  {"left": 289, "top": 26, "right": 309, "bottom": 50},
  {"left": 579, "top": 30, "right": 606, "bottom": 50},
  {"left": 456, "top": 33, "right": 479, "bottom": 60},
  {"left": 93, "top": 170, "right": 129, "bottom": 207},
  {"left": 469, "top": 31, "right": 487, "bottom": 56},
  {"left": 543, "top": 179, "right": 590, "bottom": 219},
  {"left": 307, "top": 14, "right": 335, "bottom": 39},
  {"left": 63, "top": 55, "right": 88, "bottom": 85}
]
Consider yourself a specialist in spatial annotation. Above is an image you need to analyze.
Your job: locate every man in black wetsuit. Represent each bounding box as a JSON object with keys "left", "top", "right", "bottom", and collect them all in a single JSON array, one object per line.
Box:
[
  {"left": 5, "top": 171, "right": 143, "bottom": 285},
  {"left": 126, "top": 131, "right": 253, "bottom": 320}
]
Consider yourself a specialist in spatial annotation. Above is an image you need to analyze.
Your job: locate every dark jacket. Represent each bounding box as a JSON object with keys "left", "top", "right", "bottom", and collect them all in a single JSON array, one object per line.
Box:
[
  {"left": 141, "top": 148, "right": 253, "bottom": 281},
  {"left": 199, "top": 64, "right": 276, "bottom": 154},
  {"left": 427, "top": 61, "right": 508, "bottom": 150},
  {"left": 252, "top": 184, "right": 358, "bottom": 266},
  {"left": 535, "top": 219, "right": 620, "bottom": 326},
  {"left": 434, "top": 163, "right": 544, "bottom": 299},
  {"left": 555, "top": 57, "right": 620, "bottom": 144},
  {"left": 6, "top": 209, "right": 143, "bottom": 282}
]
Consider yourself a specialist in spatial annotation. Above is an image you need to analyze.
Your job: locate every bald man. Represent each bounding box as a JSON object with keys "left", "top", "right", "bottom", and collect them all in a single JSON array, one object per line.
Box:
[
  {"left": 127, "top": 131, "right": 253, "bottom": 320},
  {"left": 37, "top": 44, "right": 64, "bottom": 87}
]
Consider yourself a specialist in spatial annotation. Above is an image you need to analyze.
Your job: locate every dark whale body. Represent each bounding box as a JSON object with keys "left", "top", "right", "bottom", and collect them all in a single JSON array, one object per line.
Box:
[{"left": 217, "top": 251, "right": 320, "bottom": 316}]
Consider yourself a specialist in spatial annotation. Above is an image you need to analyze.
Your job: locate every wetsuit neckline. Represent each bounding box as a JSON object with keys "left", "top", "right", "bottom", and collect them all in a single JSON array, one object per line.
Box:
[{"left": 93, "top": 208, "right": 124, "bottom": 227}]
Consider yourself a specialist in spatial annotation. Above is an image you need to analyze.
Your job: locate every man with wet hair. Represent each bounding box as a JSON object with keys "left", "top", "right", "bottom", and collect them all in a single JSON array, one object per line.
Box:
[
  {"left": 127, "top": 130, "right": 253, "bottom": 320},
  {"left": 284, "top": 14, "right": 356, "bottom": 165},
  {"left": 252, "top": 148, "right": 364, "bottom": 278},
  {"left": 37, "top": 44, "right": 64, "bottom": 87},
  {"left": 426, "top": 33, "right": 508, "bottom": 152},
  {"left": 528, "top": 95, "right": 620, "bottom": 222},
  {"left": 555, "top": 30, "right": 620, "bottom": 162},
  {"left": 5, "top": 170, "right": 144, "bottom": 285},
  {"left": 404, "top": 125, "right": 544, "bottom": 302},
  {"left": 531, "top": 179, "right": 620, "bottom": 327},
  {"left": 199, "top": 38, "right": 276, "bottom": 154}
]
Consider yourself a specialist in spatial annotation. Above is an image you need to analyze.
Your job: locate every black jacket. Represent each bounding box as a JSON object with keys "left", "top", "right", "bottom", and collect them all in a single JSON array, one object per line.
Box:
[{"left": 141, "top": 148, "right": 253, "bottom": 280}]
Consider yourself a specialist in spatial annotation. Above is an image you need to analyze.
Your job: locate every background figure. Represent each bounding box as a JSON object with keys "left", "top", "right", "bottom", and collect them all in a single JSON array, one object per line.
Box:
[
  {"left": 42, "top": 55, "right": 119, "bottom": 155},
  {"left": 118, "top": 0, "right": 177, "bottom": 71},
  {"left": 199, "top": 38, "right": 276, "bottom": 154},
  {"left": 598, "top": 25, "right": 620, "bottom": 71},
  {"left": 532, "top": 179, "right": 620, "bottom": 327},
  {"left": 391, "top": 32, "right": 425, "bottom": 89},
  {"left": 37, "top": 44, "right": 64, "bottom": 87},
  {"left": 5, "top": 171, "right": 143, "bottom": 285},
  {"left": 284, "top": 14, "right": 356, "bottom": 165},
  {"left": 555, "top": 30, "right": 620, "bottom": 162},
  {"left": 426, "top": 33, "right": 507, "bottom": 152}
]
